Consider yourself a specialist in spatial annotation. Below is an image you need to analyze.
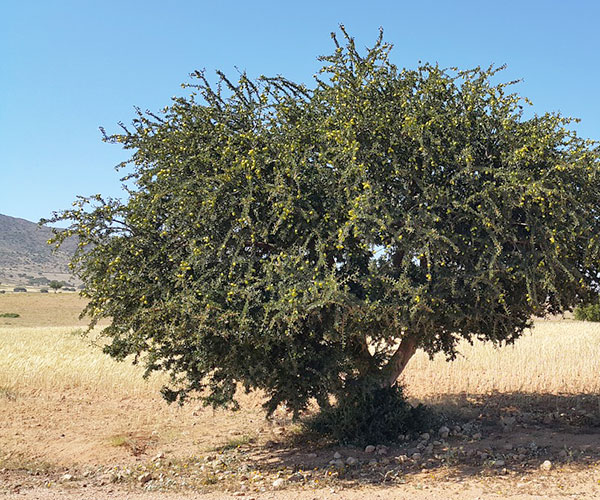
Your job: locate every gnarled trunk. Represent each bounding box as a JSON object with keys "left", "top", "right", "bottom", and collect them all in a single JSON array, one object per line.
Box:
[{"left": 379, "top": 334, "right": 418, "bottom": 388}]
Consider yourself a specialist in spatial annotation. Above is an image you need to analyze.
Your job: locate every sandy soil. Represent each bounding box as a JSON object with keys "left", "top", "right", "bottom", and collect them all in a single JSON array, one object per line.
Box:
[{"left": 2, "top": 390, "right": 600, "bottom": 499}]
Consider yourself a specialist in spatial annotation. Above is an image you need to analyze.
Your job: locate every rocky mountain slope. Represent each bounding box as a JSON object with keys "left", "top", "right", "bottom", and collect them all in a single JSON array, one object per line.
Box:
[{"left": 0, "top": 214, "right": 78, "bottom": 286}]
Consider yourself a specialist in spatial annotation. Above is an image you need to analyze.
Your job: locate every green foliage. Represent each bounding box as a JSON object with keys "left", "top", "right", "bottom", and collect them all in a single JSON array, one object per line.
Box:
[
  {"left": 0, "top": 313, "right": 20, "bottom": 318},
  {"left": 49, "top": 281, "right": 63, "bottom": 292},
  {"left": 306, "top": 384, "right": 434, "bottom": 445},
  {"left": 45, "top": 28, "right": 600, "bottom": 423},
  {"left": 574, "top": 303, "right": 600, "bottom": 322}
]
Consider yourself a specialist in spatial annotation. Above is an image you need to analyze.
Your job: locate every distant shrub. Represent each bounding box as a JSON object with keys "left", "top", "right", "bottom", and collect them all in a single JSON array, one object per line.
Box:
[
  {"left": 0, "top": 313, "right": 20, "bottom": 318},
  {"left": 0, "top": 290, "right": 5, "bottom": 294},
  {"left": 574, "top": 303, "right": 600, "bottom": 322},
  {"left": 40, "top": 288, "right": 49, "bottom": 293},
  {"left": 13, "top": 287, "right": 27, "bottom": 293}
]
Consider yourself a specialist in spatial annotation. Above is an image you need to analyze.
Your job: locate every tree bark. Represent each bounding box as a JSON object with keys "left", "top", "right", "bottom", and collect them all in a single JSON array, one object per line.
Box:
[{"left": 379, "top": 334, "right": 418, "bottom": 388}]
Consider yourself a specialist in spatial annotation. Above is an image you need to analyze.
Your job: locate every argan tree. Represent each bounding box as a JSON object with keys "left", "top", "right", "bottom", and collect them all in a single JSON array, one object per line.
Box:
[{"left": 46, "top": 28, "right": 600, "bottom": 438}]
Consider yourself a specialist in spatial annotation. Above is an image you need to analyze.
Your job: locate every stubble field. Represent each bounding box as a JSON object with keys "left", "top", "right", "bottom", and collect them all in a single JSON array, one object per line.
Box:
[{"left": 1, "top": 293, "right": 599, "bottom": 499}]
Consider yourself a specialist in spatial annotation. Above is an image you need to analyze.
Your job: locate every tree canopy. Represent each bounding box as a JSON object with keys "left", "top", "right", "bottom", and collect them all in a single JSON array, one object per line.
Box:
[{"left": 47, "top": 28, "right": 600, "bottom": 420}]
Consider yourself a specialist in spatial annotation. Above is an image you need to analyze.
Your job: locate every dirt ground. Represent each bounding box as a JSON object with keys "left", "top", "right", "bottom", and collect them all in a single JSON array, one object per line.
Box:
[{"left": 2, "top": 390, "right": 600, "bottom": 499}]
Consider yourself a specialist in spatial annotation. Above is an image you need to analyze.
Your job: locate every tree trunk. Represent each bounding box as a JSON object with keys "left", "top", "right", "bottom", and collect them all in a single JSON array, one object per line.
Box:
[{"left": 379, "top": 334, "right": 418, "bottom": 388}]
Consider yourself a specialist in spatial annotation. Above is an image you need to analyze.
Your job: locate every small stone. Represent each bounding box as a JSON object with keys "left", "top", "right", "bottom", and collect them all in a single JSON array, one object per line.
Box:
[
  {"left": 364, "top": 445, "right": 376, "bottom": 454},
  {"left": 368, "top": 459, "right": 378, "bottom": 466},
  {"left": 333, "top": 451, "right": 342, "bottom": 459},
  {"left": 472, "top": 432, "right": 482, "bottom": 440},
  {"left": 494, "top": 460, "right": 505, "bottom": 467},
  {"left": 432, "top": 440, "right": 442, "bottom": 446},
  {"left": 376, "top": 445, "right": 388, "bottom": 455},
  {"left": 453, "top": 425, "right": 462, "bottom": 433},
  {"left": 396, "top": 454, "right": 408, "bottom": 463},
  {"left": 380, "top": 457, "right": 390, "bottom": 465},
  {"left": 330, "top": 459, "right": 344, "bottom": 467},
  {"left": 153, "top": 452, "right": 165, "bottom": 461},
  {"left": 540, "top": 460, "right": 552, "bottom": 471},
  {"left": 503, "top": 443, "right": 513, "bottom": 451},
  {"left": 558, "top": 449, "right": 568, "bottom": 458},
  {"left": 411, "top": 452, "right": 421, "bottom": 460},
  {"left": 138, "top": 472, "right": 152, "bottom": 484},
  {"left": 345, "top": 456, "right": 358, "bottom": 466},
  {"left": 61, "top": 474, "right": 74, "bottom": 482},
  {"left": 438, "top": 426, "right": 450, "bottom": 439},
  {"left": 233, "top": 492, "right": 246, "bottom": 497},
  {"left": 287, "top": 472, "right": 304, "bottom": 482},
  {"left": 306, "top": 453, "right": 317, "bottom": 458},
  {"left": 272, "top": 478, "right": 286, "bottom": 489},
  {"left": 420, "top": 432, "right": 430, "bottom": 441}
]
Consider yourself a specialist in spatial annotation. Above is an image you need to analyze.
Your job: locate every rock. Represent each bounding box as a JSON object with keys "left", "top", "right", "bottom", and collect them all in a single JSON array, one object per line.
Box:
[
  {"left": 368, "top": 459, "right": 378, "bottom": 466},
  {"left": 153, "top": 452, "right": 165, "bottom": 461},
  {"left": 432, "top": 440, "right": 441, "bottom": 446},
  {"left": 345, "top": 456, "right": 358, "bottom": 466},
  {"left": 411, "top": 452, "right": 421, "bottom": 460},
  {"left": 494, "top": 460, "right": 505, "bottom": 467},
  {"left": 306, "top": 453, "right": 317, "bottom": 458},
  {"left": 558, "top": 449, "right": 568, "bottom": 459},
  {"left": 287, "top": 472, "right": 304, "bottom": 483},
  {"left": 420, "top": 432, "right": 430, "bottom": 441},
  {"left": 380, "top": 457, "right": 390, "bottom": 465},
  {"left": 438, "top": 426, "right": 450, "bottom": 439},
  {"left": 333, "top": 451, "right": 342, "bottom": 459},
  {"left": 364, "top": 445, "right": 376, "bottom": 454},
  {"left": 330, "top": 459, "right": 344, "bottom": 467},
  {"left": 453, "top": 425, "right": 462, "bottom": 433},
  {"left": 138, "top": 472, "right": 152, "bottom": 484},
  {"left": 396, "top": 454, "right": 408, "bottom": 463},
  {"left": 472, "top": 432, "right": 482, "bottom": 440},
  {"left": 61, "top": 474, "right": 74, "bottom": 482},
  {"left": 501, "top": 416, "right": 516, "bottom": 433},
  {"left": 540, "top": 460, "right": 552, "bottom": 471},
  {"left": 503, "top": 443, "right": 513, "bottom": 451},
  {"left": 376, "top": 445, "right": 388, "bottom": 455},
  {"left": 272, "top": 478, "right": 286, "bottom": 489}
]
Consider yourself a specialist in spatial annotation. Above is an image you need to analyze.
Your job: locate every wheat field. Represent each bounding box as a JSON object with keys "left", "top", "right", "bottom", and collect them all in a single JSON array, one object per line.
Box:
[{"left": 0, "top": 311, "right": 599, "bottom": 400}]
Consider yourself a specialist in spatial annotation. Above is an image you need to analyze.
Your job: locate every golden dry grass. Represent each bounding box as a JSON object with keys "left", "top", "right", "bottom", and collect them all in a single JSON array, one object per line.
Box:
[
  {"left": 0, "top": 292, "right": 93, "bottom": 327},
  {"left": 0, "top": 326, "right": 166, "bottom": 397},
  {"left": 402, "top": 319, "right": 600, "bottom": 399},
  {"left": 1, "top": 293, "right": 599, "bottom": 400}
]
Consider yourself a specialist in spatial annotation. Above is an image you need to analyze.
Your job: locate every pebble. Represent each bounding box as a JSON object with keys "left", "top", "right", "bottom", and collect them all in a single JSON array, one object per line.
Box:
[
  {"left": 346, "top": 456, "right": 358, "bottom": 466},
  {"left": 540, "top": 460, "right": 552, "bottom": 471},
  {"left": 138, "top": 472, "right": 152, "bottom": 484},
  {"left": 272, "top": 478, "right": 286, "bottom": 489},
  {"left": 411, "top": 452, "right": 422, "bottom": 460},
  {"left": 494, "top": 460, "right": 505, "bottom": 467},
  {"left": 438, "top": 426, "right": 450, "bottom": 439},
  {"left": 61, "top": 474, "right": 74, "bottom": 482},
  {"left": 472, "top": 432, "right": 482, "bottom": 440},
  {"left": 333, "top": 452, "right": 342, "bottom": 459},
  {"left": 420, "top": 432, "right": 430, "bottom": 441},
  {"left": 365, "top": 445, "right": 376, "bottom": 453}
]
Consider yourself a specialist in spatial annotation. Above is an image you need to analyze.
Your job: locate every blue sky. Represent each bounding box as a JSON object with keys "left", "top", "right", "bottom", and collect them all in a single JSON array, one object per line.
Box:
[{"left": 2, "top": 0, "right": 599, "bottom": 224}]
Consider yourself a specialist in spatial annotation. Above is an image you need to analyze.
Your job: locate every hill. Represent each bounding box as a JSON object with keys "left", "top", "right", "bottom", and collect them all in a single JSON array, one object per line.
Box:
[{"left": 0, "top": 214, "right": 78, "bottom": 288}]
